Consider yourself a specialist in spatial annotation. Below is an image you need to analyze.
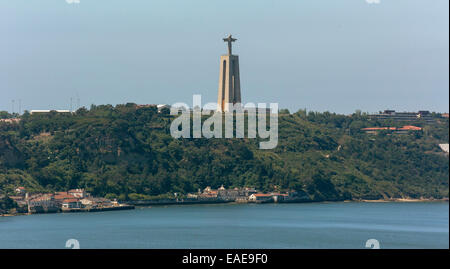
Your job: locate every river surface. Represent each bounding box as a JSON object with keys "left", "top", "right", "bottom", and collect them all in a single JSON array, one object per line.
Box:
[{"left": 0, "top": 202, "right": 448, "bottom": 249}]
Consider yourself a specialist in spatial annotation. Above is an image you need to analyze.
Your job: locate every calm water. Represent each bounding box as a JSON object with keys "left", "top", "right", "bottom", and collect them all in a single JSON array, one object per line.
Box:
[{"left": 0, "top": 202, "right": 448, "bottom": 249}]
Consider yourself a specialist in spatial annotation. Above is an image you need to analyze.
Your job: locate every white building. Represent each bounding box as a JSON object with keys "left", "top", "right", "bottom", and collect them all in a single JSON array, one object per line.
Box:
[
  {"left": 157, "top": 104, "right": 170, "bottom": 113},
  {"left": 15, "top": 187, "right": 26, "bottom": 195},
  {"left": 248, "top": 193, "right": 273, "bottom": 202},
  {"left": 30, "top": 110, "right": 70, "bottom": 114},
  {"left": 68, "top": 189, "right": 86, "bottom": 198},
  {"left": 62, "top": 199, "right": 82, "bottom": 209}
]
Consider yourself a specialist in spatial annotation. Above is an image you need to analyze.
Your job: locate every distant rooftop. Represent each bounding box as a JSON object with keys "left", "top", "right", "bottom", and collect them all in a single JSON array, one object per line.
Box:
[{"left": 30, "top": 110, "right": 70, "bottom": 114}]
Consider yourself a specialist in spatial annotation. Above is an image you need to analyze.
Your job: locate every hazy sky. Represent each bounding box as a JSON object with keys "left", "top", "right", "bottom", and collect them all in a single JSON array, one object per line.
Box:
[{"left": 1, "top": 0, "right": 448, "bottom": 114}]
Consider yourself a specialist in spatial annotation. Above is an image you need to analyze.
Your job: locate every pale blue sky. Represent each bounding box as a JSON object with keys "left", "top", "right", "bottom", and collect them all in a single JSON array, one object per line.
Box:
[{"left": 1, "top": 0, "right": 448, "bottom": 114}]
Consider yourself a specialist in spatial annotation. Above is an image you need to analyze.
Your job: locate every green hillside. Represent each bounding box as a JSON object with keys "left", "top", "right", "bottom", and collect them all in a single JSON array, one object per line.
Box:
[{"left": 0, "top": 104, "right": 448, "bottom": 201}]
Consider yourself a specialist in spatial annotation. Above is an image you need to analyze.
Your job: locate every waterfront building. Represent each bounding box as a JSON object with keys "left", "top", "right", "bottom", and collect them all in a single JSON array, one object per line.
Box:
[
  {"left": 80, "top": 197, "right": 113, "bottom": 208},
  {"left": 249, "top": 193, "right": 273, "bottom": 202},
  {"left": 28, "top": 194, "right": 55, "bottom": 207},
  {"left": 54, "top": 192, "right": 74, "bottom": 201},
  {"left": 271, "top": 193, "right": 289, "bottom": 203},
  {"left": 68, "top": 189, "right": 87, "bottom": 198},
  {"left": 61, "top": 199, "right": 82, "bottom": 209},
  {"left": 187, "top": 193, "right": 198, "bottom": 199},
  {"left": 28, "top": 194, "right": 59, "bottom": 213},
  {"left": 203, "top": 186, "right": 212, "bottom": 192},
  {"left": 199, "top": 190, "right": 218, "bottom": 199},
  {"left": 217, "top": 187, "right": 258, "bottom": 201}
]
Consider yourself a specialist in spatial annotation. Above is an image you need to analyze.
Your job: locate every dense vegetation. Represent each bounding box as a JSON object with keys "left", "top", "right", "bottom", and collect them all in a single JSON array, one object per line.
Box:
[
  {"left": 0, "top": 104, "right": 448, "bottom": 201},
  {"left": 0, "top": 195, "right": 17, "bottom": 213}
]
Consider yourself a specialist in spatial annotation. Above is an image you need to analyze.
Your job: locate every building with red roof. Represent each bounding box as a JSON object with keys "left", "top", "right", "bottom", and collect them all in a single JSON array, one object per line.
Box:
[
  {"left": 249, "top": 193, "right": 274, "bottom": 202},
  {"left": 362, "top": 125, "right": 422, "bottom": 134}
]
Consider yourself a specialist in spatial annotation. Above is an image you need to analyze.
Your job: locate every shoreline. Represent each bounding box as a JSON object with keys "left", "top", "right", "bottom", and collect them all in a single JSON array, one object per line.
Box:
[
  {"left": 1, "top": 197, "right": 448, "bottom": 217},
  {"left": 356, "top": 198, "right": 449, "bottom": 203}
]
